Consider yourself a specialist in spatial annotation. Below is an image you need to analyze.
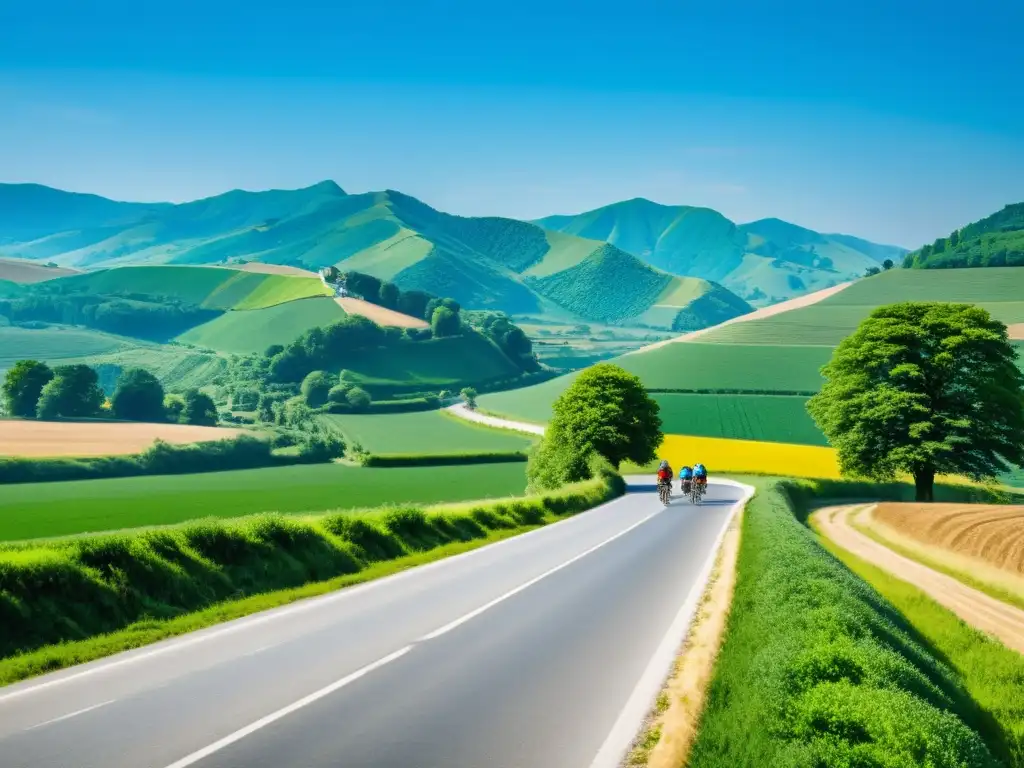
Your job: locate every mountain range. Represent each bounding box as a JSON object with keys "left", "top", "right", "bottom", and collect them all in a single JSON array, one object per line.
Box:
[
  {"left": 536, "top": 198, "right": 908, "bottom": 303},
  {"left": 0, "top": 181, "right": 905, "bottom": 327}
]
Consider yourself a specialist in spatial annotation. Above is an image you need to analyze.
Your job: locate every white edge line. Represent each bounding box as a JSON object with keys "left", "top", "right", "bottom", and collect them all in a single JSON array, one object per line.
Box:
[
  {"left": 26, "top": 699, "right": 115, "bottom": 730},
  {"left": 0, "top": 486, "right": 637, "bottom": 703},
  {"left": 420, "top": 508, "right": 663, "bottom": 641},
  {"left": 160, "top": 646, "right": 413, "bottom": 768},
  {"left": 588, "top": 481, "right": 755, "bottom": 768}
]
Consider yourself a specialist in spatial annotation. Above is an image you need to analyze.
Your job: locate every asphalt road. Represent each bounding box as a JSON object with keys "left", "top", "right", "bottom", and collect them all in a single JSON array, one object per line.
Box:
[{"left": 0, "top": 478, "right": 747, "bottom": 768}]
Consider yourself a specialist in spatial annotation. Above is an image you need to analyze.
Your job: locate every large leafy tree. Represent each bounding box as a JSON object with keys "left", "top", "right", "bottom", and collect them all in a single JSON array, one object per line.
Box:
[
  {"left": 36, "top": 364, "right": 105, "bottom": 419},
  {"left": 807, "top": 302, "right": 1024, "bottom": 501},
  {"left": 2, "top": 360, "right": 53, "bottom": 417},
  {"left": 111, "top": 368, "right": 165, "bottom": 421},
  {"left": 529, "top": 363, "right": 662, "bottom": 489},
  {"left": 182, "top": 389, "right": 218, "bottom": 426}
]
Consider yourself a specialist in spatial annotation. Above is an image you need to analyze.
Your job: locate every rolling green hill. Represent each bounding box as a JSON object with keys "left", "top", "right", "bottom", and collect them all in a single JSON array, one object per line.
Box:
[
  {"left": 535, "top": 199, "right": 907, "bottom": 305},
  {"left": 0, "top": 183, "right": 751, "bottom": 331},
  {"left": 50, "top": 266, "right": 330, "bottom": 310},
  {"left": 176, "top": 296, "right": 347, "bottom": 354},
  {"left": 481, "top": 268, "right": 1024, "bottom": 448},
  {"left": 905, "top": 202, "right": 1024, "bottom": 269}
]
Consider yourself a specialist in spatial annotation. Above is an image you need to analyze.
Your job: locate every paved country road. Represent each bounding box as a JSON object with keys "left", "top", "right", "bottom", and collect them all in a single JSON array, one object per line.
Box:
[{"left": 0, "top": 478, "right": 749, "bottom": 768}]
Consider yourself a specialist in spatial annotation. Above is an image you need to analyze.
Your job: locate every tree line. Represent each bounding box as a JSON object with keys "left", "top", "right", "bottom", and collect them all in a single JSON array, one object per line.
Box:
[
  {"left": 2, "top": 360, "right": 218, "bottom": 425},
  {"left": 0, "top": 294, "right": 219, "bottom": 341}
]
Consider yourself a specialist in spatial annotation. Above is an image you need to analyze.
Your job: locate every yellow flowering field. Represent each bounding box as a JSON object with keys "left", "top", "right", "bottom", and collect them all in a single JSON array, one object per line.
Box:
[{"left": 659, "top": 434, "right": 841, "bottom": 479}]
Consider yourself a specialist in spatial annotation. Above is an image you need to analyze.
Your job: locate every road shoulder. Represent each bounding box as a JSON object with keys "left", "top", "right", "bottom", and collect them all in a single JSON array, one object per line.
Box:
[{"left": 619, "top": 488, "right": 748, "bottom": 767}]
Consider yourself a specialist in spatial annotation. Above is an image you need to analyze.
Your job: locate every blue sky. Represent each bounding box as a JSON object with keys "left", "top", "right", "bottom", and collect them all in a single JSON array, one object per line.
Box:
[{"left": 1, "top": 0, "right": 1022, "bottom": 247}]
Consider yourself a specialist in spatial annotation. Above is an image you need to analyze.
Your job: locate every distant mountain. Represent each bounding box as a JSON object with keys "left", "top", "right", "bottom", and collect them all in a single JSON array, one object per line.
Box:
[
  {"left": 535, "top": 199, "right": 908, "bottom": 304},
  {"left": 0, "top": 183, "right": 752, "bottom": 330},
  {"left": 905, "top": 203, "right": 1024, "bottom": 269}
]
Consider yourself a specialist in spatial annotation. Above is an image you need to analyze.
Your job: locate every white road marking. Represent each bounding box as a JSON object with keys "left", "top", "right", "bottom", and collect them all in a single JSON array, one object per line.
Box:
[
  {"left": 587, "top": 481, "right": 754, "bottom": 768},
  {"left": 420, "top": 509, "right": 663, "bottom": 641},
  {"left": 26, "top": 700, "right": 115, "bottom": 730},
  {"left": 160, "top": 646, "right": 413, "bottom": 768}
]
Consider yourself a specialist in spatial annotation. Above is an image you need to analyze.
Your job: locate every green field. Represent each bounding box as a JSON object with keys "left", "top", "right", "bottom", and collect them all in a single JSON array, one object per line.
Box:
[
  {"left": 344, "top": 334, "right": 519, "bottom": 390},
  {"left": 230, "top": 275, "right": 331, "bottom": 309},
  {"left": 177, "top": 297, "right": 346, "bottom": 354},
  {"left": 64, "top": 345, "right": 228, "bottom": 392},
  {"left": 700, "top": 268, "right": 1024, "bottom": 346},
  {"left": 655, "top": 393, "right": 826, "bottom": 445},
  {"left": 53, "top": 266, "right": 329, "bottom": 312},
  {"left": 480, "top": 343, "right": 831, "bottom": 424},
  {"left": 0, "top": 325, "right": 133, "bottom": 371},
  {"left": 0, "top": 462, "right": 529, "bottom": 542},
  {"left": 319, "top": 410, "right": 536, "bottom": 454}
]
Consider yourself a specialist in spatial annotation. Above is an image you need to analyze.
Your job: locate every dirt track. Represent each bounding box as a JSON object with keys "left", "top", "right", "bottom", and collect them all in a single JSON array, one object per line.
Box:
[
  {"left": 815, "top": 505, "right": 1024, "bottom": 653},
  {"left": 335, "top": 297, "right": 429, "bottom": 328},
  {"left": 1008, "top": 323, "right": 1024, "bottom": 340}
]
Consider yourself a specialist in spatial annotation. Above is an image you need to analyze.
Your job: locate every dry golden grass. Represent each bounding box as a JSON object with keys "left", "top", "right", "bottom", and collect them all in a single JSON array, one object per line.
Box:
[
  {"left": 0, "top": 421, "right": 244, "bottom": 457},
  {"left": 0, "top": 257, "right": 78, "bottom": 284},
  {"left": 874, "top": 503, "right": 1024, "bottom": 576},
  {"left": 335, "top": 297, "right": 429, "bottom": 329}
]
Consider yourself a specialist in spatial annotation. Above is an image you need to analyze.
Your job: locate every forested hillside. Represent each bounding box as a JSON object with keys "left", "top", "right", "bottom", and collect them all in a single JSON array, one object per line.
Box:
[{"left": 904, "top": 203, "right": 1024, "bottom": 269}]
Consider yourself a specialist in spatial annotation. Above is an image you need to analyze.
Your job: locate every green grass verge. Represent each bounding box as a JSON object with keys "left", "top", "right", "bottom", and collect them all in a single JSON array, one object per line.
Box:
[
  {"left": 0, "top": 466, "right": 624, "bottom": 684},
  {"left": 816, "top": 518, "right": 1024, "bottom": 766},
  {"left": 318, "top": 410, "right": 537, "bottom": 455},
  {"left": 0, "top": 462, "right": 530, "bottom": 541},
  {"left": 688, "top": 477, "right": 1009, "bottom": 767}
]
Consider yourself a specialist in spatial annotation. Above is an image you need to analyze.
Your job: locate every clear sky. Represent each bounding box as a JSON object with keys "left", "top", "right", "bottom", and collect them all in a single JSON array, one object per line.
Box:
[{"left": 1, "top": 0, "right": 1022, "bottom": 247}]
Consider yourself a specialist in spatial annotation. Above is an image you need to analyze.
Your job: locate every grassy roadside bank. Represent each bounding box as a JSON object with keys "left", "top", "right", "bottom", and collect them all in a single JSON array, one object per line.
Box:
[
  {"left": 0, "top": 462, "right": 625, "bottom": 686},
  {"left": 687, "top": 477, "right": 1010, "bottom": 767},
  {"left": 815, "top": 515, "right": 1024, "bottom": 766}
]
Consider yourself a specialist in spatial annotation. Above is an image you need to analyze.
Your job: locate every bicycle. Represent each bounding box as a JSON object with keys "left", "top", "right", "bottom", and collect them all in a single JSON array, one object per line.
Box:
[{"left": 658, "top": 481, "right": 672, "bottom": 506}]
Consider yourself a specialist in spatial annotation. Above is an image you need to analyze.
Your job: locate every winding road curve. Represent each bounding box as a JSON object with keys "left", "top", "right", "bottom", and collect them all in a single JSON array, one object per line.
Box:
[{"left": 0, "top": 478, "right": 750, "bottom": 768}]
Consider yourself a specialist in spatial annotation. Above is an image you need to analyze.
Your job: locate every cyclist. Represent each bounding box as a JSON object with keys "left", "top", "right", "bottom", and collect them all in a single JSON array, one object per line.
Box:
[
  {"left": 679, "top": 464, "right": 694, "bottom": 494},
  {"left": 656, "top": 459, "right": 674, "bottom": 488},
  {"left": 693, "top": 462, "right": 708, "bottom": 493}
]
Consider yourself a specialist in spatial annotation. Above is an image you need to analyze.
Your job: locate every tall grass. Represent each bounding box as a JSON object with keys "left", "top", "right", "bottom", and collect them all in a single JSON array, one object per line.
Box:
[{"left": 688, "top": 478, "right": 1007, "bottom": 767}]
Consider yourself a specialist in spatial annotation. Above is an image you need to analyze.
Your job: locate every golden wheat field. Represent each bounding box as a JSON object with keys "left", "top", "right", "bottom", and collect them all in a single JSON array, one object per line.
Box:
[
  {"left": 0, "top": 421, "right": 244, "bottom": 457},
  {"left": 659, "top": 435, "right": 842, "bottom": 479},
  {"left": 873, "top": 503, "right": 1024, "bottom": 576}
]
